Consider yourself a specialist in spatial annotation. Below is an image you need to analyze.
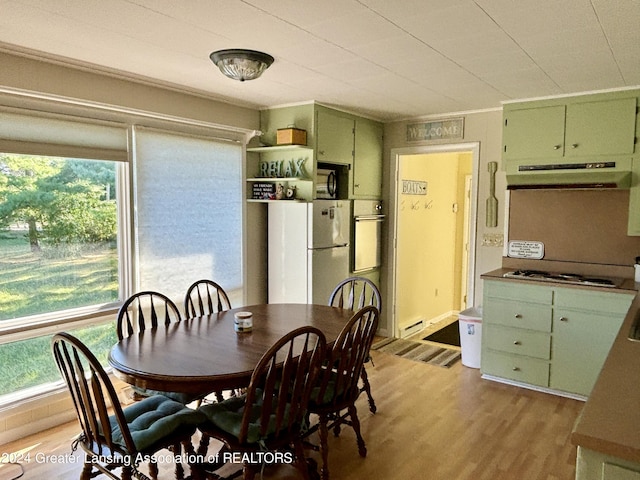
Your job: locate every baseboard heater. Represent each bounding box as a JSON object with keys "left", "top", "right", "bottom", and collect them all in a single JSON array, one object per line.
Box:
[{"left": 400, "top": 319, "right": 425, "bottom": 338}]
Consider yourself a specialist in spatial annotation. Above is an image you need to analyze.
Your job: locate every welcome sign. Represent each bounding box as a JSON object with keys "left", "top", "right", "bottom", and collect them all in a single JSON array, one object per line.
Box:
[{"left": 406, "top": 118, "right": 464, "bottom": 142}]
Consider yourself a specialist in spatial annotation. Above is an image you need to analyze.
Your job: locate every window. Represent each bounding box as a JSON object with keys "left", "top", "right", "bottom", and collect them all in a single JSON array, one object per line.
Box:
[
  {"left": 0, "top": 154, "right": 121, "bottom": 321},
  {"left": 0, "top": 104, "right": 248, "bottom": 404},
  {"left": 0, "top": 153, "right": 125, "bottom": 401},
  {"left": 132, "top": 127, "right": 244, "bottom": 305}
]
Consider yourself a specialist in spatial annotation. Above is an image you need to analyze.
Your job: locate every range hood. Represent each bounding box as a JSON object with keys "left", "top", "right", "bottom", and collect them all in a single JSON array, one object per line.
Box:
[{"left": 506, "top": 158, "right": 633, "bottom": 189}]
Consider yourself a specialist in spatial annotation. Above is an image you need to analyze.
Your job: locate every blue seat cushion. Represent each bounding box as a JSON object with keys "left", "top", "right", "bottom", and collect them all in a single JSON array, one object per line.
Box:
[
  {"left": 199, "top": 390, "right": 292, "bottom": 445},
  {"left": 132, "top": 385, "right": 197, "bottom": 405},
  {"left": 110, "top": 395, "right": 206, "bottom": 451}
]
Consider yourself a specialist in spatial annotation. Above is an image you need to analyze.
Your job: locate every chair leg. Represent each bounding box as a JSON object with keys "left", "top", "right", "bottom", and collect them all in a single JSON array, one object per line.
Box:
[
  {"left": 80, "top": 459, "right": 93, "bottom": 480},
  {"left": 293, "top": 438, "right": 312, "bottom": 480},
  {"left": 360, "top": 367, "right": 376, "bottom": 414},
  {"left": 318, "top": 414, "right": 330, "bottom": 480},
  {"left": 149, "top": 458, "right": 159, "bottom": 479},
  {"left": 347, "top": 404, "right": 367, "bottom": 458}
]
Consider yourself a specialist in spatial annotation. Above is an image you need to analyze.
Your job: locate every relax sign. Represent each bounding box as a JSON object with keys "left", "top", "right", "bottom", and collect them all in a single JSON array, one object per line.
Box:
[{"left": 406, "top": 118, "right": 464, "bottom": 142}]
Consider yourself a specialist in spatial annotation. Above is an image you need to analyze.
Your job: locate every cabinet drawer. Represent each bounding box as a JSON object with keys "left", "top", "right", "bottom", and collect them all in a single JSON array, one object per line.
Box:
[
  {"left": 484, "top": 325, "right": 551, "bottom": 359},
  {"left": 482, "top": 350, "right": 550, "bottom": 386},
  {"left": 483, "top": 299, "right": 552, "bottom": 332},
  {"left": 484, "top": 281, "right": 553, "bottom": 304},
  {"left": 555, "top": 287, "right": 634, "bottom": 315}
]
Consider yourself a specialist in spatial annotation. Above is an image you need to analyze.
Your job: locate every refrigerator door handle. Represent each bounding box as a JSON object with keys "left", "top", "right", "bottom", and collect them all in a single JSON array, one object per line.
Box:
[
  {"left": 311, "top": 243, "right": 349, "bottom": 250},
  {"left": 355, "top": 215, "right": 385, "bottom": 222}
]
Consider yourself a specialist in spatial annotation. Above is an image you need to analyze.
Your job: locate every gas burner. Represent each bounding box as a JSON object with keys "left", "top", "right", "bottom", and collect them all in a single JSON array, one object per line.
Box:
[{"left": 503, "top": 270, "right": 621, "bottom": 287}]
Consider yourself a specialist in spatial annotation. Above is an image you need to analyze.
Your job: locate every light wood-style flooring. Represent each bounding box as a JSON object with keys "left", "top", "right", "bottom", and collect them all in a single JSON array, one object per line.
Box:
[{"left": 0, "top": 347, "right": 583, "bottom": 480}]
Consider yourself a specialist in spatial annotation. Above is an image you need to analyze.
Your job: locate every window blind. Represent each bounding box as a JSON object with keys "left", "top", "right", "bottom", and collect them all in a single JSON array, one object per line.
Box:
[
  {"left": 0, "top": 109, "right": 128, "bottom": 161},
  {"left": 132, "top": 127, "right": 243, "bottom": 306}
]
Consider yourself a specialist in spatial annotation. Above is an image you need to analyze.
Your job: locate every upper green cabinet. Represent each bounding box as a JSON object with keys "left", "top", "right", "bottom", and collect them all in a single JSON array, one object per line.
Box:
[
  {"left": 353, "top": 117, "right": 383, "bottom": 198},
  {"left": 316, "top": 107, "right": 355, "bottom": 166},
  {"left": 503, "top": 105, "right": 566, "bottom": 160},
  {"left": 565, "top": 98, "right": 637, "bottom": 157},
  {"left": 503, "top": 93, "right": 638, "bottom": 162},
  {"left": 258, "top": 103, "right": 383, "bottom": 200}
]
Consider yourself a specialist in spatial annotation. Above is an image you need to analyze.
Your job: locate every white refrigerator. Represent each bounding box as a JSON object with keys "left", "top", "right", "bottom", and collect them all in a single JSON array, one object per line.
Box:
[{"left": 268, "top": 200, "right": 351, "bottom": 304}]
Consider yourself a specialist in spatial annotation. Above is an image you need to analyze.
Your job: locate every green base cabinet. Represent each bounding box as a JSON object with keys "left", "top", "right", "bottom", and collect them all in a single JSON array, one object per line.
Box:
[
  {"left": 577, "top": 447, "right": 640, "bottom": 480},
  {"left": 482, "top": 280, "right": 634, "bottom": 397},
  {"left": 550, "top": 289, "right": 633, "bottom": 395}
]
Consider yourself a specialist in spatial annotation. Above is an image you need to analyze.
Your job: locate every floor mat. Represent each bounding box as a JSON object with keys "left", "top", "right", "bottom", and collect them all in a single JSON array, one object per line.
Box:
[{"left": 371, "top": 337, "right": 461, "bottom": 368}]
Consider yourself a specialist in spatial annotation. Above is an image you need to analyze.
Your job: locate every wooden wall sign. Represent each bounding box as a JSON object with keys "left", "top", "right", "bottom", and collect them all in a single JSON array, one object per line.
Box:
[
  {"left": 406, "top": 118, "right": 464, "bottom": 142},
  {"left": 402, "top": 180, "right": 427, "bottom": 195}
]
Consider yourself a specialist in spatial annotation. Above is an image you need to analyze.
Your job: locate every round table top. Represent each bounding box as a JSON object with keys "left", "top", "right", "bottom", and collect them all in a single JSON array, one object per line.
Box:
[{"left": 108, "top": 303, "right": 354, "bottom": 395}]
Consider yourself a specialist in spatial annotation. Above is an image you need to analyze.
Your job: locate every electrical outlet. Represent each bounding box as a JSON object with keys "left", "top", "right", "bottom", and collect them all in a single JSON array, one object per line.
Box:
[{"left": 482, "top": 233, "right": 504, "bottom": 247}]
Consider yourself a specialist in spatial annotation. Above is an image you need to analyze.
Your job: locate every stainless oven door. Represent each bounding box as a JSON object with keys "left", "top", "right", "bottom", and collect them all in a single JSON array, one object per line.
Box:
[{"left": 353, "top": 214, "right": 384, "bottom": 272}]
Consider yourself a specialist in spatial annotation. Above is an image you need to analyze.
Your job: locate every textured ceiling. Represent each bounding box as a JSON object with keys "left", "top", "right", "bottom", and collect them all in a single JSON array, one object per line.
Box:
[{"left": 0, "top": 0, "right": 639, "bottom": 121}]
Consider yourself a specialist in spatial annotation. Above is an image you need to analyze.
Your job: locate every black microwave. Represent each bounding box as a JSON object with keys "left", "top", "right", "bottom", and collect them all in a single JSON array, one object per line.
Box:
[{"left": 316, "top": 168, "right": 338, "bottom": 199}]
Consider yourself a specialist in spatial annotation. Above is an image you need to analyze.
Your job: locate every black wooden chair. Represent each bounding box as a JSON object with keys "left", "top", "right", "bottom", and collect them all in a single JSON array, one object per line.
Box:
[
  {"left": 117, "top": 290, "right": 182, "bottom": 340},
  {"left": 51, "top": 332, "right": 205, "bottom": 480},
  {"left": 328, "top": 277, "right": 381, "bottom": 413},
  {"left": 306, "top": 305, "right": 379, "bottom": 480},
  {"left": 184, "top": 279, "right": 232, "bottom": 318},
  {"left": 116, "top": 291, "right": 193, "bottom": 404},
  {"left": 197, "top": 326, "right": 327, "bottom": 480}
]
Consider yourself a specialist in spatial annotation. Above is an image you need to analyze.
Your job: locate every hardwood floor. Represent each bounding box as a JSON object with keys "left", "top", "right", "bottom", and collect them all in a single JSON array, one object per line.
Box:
[{"left": 0, "top": 348, "right": 583, "bottom": 480}]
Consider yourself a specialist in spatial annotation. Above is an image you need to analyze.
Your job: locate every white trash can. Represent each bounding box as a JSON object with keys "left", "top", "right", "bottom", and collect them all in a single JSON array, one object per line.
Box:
[{"left": 458, "top": 307, "right": 482, "bottom": 368}]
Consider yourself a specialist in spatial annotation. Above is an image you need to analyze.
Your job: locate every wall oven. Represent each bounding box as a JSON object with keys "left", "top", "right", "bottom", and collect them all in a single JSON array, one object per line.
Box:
[{"left": 352, "top": 200, "right": 384, "bottom": 273}]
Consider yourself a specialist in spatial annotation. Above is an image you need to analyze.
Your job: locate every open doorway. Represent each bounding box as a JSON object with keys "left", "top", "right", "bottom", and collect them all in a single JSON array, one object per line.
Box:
[{"left": 390, "top": 143, "right": 479, "bottom": 339}]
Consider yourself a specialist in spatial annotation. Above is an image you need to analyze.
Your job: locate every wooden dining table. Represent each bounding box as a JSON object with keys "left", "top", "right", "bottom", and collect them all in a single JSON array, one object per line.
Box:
[{"left": 108, "top": 303, "right": 354, "bottom": 397}]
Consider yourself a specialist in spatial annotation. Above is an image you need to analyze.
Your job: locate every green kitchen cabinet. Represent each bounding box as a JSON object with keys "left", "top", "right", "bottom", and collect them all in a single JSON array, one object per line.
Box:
[
  {"left": 482, "top": 279, "right": 634, "bottom": 397},
  {"left": 315, "top": 107, "right": 355, "bottom": 166},
  {"left": 258, "top": 103, "right": 383, "bottom": 200},
  {"left": 629, "top": 157, "right": 640, "bottom": 235},
  {"left": 482, "top": 281, "right": 552, "bottom": 388},
  {"left": 577, "top": 447, "right": 640, "bottom": 480},
  {"left": 564, "top": 98, "right": 637, "bottom": 158},
  {"left": 353, "top": 117, "right": 383, "bottom": 198},
  {"left": 502, "top": 105, "right": 566, "bottom": 160},
  {"left": 503, "top": 93, "right": 638, "bottom": 162},
  {"left": 550, "top": 288, "right": 634, "bottom": 396}
]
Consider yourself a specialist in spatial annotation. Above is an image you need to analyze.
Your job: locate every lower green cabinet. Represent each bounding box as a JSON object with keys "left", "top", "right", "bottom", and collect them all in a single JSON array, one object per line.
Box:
[
  {"left": 577, "top": 447, "right": 640, "bottom": 480},
  {"left": 482, "top": 280, "right": 634, "bottom": 397}
]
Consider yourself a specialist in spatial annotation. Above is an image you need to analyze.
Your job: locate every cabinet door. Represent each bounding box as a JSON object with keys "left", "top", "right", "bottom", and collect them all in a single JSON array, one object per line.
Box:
[
  {"left": 316, "top": 108, "right": 354, "bottom": 165},
  {"left": 502, "top": 106, "right": 566, "bottom": 160},
  {"left": 353, "top": 118, "right": 383, "bottom": 198},
  {"left": 565, "top": 98, "right": 637, "bottom": 157},
  {"left": 550, "top": 308, "right": 625, "bottom": 396},
  {"left": 629, "top": 157, "right": 640, "bottom": 235}
]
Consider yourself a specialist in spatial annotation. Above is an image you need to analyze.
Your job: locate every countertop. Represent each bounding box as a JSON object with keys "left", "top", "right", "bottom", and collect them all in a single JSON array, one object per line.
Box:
[
  {"left": 571, "top": 294, "right": 640, "bottom": 463},
  {"left": 481, "top": 268, "right": 639, "bottom": 294}
]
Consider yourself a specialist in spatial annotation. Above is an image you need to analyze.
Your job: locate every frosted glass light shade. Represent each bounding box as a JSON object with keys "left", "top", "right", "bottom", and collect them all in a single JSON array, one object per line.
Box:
[{"left": 210, "top": 49, "right": 274, "bottom": 82}]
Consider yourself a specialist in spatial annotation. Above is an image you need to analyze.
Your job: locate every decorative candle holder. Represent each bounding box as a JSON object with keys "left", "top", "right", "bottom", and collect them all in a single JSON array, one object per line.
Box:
[{"left": 234, "top": 311, "right": 253, "bottom": 332}]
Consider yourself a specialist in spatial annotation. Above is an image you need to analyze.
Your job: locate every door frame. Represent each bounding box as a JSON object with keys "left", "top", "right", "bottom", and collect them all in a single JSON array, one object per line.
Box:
[{"left": 387, "top": 142, "right": 480, "bottom": 338}]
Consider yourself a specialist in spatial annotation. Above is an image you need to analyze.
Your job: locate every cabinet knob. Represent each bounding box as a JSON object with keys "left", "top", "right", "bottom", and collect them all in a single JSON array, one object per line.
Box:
[
  {"left": 318, "top": 150, "right": 325, "bottom": 156},
  {"left": 512, "top": 367, "right": 520, "bottom": 372},
  {"left": 560, "top": 317, "right": 568, "bottom": 322},
  {"left": 514, "top": 313, "right": 522, "bottom": 319},
  {"left": 553, "top": 145, "right": 562, "bottom": 150},
  {"left": 571, "top": 143, "right": 579, "bottom": 149},
  {"left": 513, "top": 340, "right": 521, "bottom": 346}
]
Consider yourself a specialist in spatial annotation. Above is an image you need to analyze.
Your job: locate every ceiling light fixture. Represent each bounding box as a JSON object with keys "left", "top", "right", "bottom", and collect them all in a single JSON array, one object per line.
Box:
[{"left": 209, "top": 49, "right": 274, "bottom": 82}]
